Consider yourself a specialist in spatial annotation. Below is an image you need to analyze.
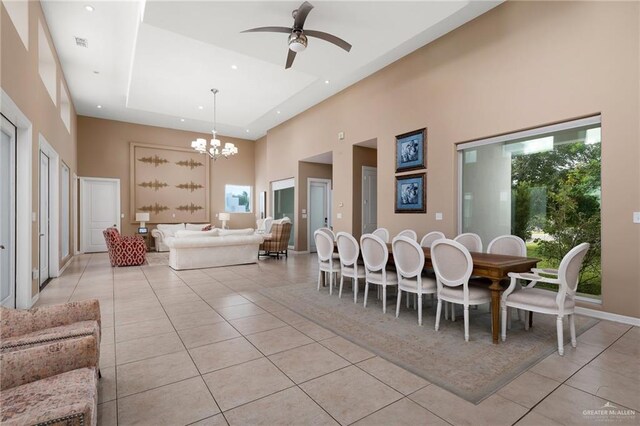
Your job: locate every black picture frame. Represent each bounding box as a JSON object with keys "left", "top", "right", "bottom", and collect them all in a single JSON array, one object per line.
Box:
[
  {"left": 395, "top": 128, "right": 426, "bottom": 173},
  {"left": 395, "top": 173, "right": 426, "bottom": 213}
]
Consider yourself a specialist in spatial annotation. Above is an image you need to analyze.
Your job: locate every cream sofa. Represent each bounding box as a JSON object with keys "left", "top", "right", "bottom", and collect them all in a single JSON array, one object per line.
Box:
[
  {"left": 165, "top": 229, "right": 264, "bottom": 270},
  {"left": 151, "top": 223, "right": 211, "bottom": 252}
]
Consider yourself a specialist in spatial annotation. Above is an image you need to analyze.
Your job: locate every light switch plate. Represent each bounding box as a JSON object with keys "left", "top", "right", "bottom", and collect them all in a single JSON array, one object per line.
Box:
[
  {"left": 435, "top": 212, "right": 443, "bottom": 220},
  {"left": 634, "top": 212, "right": 640, "bottom": 224},
  {"left": 121, "top": 213, "right": 125, "bottom": 218},
  {"left": 32, "top": 212, "right": 37, "bottom": 222},
  {"left": 32, "top": 268, "right": 38, "bottom": 280},
  {"left": 302, "top": 213, "right": 307, "bottom": 219},
  {"left": 337, "top": 213, "right": 342, "bottom": 219}
]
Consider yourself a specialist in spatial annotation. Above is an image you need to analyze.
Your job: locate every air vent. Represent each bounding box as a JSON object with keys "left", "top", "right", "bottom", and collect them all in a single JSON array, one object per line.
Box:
[{"left": 74, "top": 37, "right": 88, "bottom": 48}]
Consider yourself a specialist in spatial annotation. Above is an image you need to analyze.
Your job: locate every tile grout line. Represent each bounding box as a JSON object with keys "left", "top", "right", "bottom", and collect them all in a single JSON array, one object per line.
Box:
[{"left": 509, "top": 323, "right": 631, "bottom": 425}]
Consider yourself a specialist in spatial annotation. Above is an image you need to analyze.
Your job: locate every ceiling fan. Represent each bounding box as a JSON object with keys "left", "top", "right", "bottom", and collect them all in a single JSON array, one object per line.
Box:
[{"left": 241, "top": 1, "right": 352, "bottom": 69}]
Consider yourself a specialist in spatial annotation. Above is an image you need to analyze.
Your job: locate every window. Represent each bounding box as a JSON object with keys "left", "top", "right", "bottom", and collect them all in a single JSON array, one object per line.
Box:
[
  {"left": 38, "top": 20, "right": 57, "bottom": 105},
  {"left": 458, "top": 116, "right": 602, "bottom": 297},
  {"left": 225, "top": 185, "right": 252, "bottom": 213}
]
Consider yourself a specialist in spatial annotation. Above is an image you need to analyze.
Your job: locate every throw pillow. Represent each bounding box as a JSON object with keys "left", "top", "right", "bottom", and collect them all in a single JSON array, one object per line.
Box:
[{"left": 202, "top": 224, "right": 213, "bottom": 231}]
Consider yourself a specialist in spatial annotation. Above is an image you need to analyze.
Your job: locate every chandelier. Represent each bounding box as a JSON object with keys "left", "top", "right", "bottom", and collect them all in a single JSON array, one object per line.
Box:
[{"left": 191, "top": 89, "right": 238, "bottom": 160}]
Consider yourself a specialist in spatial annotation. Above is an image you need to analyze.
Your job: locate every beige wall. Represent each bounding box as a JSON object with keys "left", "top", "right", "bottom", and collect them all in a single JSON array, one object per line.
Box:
[
  {"left": 352, "top": 145, "right": 378, "bottom": 241},
  {"left": 296, "top": 161, "right": 333, "bottom": 251},
  {"left": 254, "top": 1, "right": 640, "bottom": 318},
  {"left": 1, "top": 0, "right": 78, "bottom": 299},
  {"left": 77, "top": 117, "right": 255, "bottom": 236}
]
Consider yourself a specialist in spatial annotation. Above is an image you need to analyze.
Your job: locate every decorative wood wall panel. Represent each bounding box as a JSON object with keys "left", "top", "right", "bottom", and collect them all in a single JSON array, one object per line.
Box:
[{"left": 130, "top": 142, "right": 210, "bottom": 224}]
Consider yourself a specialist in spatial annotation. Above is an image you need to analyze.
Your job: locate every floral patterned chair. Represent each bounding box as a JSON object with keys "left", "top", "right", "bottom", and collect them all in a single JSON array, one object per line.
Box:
[
  {"left": 103, "top": 227, "right": 147, "bottom": 266},
  {"left": 0, "top": 335, "right": 99, "bottom": 425},
  {"left": 0, "top": 299, "right": 101, "bottom": 357}
]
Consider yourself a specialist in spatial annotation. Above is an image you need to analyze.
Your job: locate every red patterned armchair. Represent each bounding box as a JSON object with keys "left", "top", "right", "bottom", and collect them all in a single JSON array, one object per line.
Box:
[{"left": 103, "top": 227, "right": 146, "bottom": 267}]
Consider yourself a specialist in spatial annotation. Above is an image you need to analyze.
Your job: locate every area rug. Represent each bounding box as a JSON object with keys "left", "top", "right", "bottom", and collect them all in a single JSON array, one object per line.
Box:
[{"left": 260, "top": 282, "right": 598, "bottom": 404}]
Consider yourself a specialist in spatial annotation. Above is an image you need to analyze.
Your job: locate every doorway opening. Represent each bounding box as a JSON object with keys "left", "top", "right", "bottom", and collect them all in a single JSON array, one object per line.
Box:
[
  {"left": 353, "top": 139, "right": 378, "bottom": 240},
  {"left": 299, "top": 152, "right": 333, "bottom": 253},
  {"left": 38, "top": 135, "right": 60, "bottom": 290},
  {"left": 271, "top": 178, "right": 295, "bottom": 249},
  {"left": 1, "top": 115, "right": 17, "bottom": 307}
]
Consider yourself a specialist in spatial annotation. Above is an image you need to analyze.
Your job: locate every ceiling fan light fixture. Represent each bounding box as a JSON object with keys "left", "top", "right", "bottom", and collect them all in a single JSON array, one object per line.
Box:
[{"left": 288, "top": 32, "right": 307, "bottom": 52}]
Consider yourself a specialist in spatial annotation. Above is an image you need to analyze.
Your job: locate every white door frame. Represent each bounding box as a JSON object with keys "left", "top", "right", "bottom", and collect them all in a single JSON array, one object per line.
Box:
[
  {"left": 73, "top": 173, "right": 79, "bottom": 255},
  {"left": 1, "top": 115, "right": 16, "bottom": 307},
  {"left": 362, "top": 166, "right": 377, "bottom": 234},
  {"left": 307, "top": 178, "right": 332, "bottom": 252},
  {"left": 39, "top": 135, "right": 60, "bottom": 285},
  {"left": 79, "top": 177, "right": 121, "bottom": 253},
  {"left": 2, "top": 89, "right": 34, "bottom": 308}
]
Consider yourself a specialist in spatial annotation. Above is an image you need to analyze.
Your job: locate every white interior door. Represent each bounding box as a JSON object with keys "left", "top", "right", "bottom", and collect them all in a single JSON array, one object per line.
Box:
[
  {"left": 308, "top": 179, "right": 330, "bottom": 253},
  {"left": 1, "top": 117, "right": 16, "bottom": 307},
  {"left": 81, "top": 178, "right": 120, "bottom": 253},
  {"left": 362, "top": 166, "right": 378, "bottom": 234},
  {"left": 39, "top": 151, "right": 49, "bottom": 285}
]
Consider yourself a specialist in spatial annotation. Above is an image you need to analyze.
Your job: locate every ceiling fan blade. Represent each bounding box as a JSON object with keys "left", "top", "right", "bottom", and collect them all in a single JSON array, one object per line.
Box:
[
  {"left": 241, "top": 26, "right": 292, "bottom": 34},
  {"left": 293, "top": 1, "right": 314, "bottom": 29},
  {"left": 304, "top": 30, "right": 352, "bottom": 52},
  {"left": 285, "top": 49, "right": 297, "bottom": 69}
]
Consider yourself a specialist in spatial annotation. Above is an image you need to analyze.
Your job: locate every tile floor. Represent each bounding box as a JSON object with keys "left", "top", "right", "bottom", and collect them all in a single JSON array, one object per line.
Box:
[{"left": 36, "top": 252, "right": 639, "bottom": 426}]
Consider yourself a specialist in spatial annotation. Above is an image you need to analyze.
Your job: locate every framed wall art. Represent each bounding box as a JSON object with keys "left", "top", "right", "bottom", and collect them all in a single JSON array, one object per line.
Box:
[
  {"left": 395, "top": 128, "right": 426, "bottom": 173},
  {"left": 395, "top": 173, "right": 426, "bottom": 213},
  {"left": 130, "top": 142, "right": 210, "bottom": 224}
]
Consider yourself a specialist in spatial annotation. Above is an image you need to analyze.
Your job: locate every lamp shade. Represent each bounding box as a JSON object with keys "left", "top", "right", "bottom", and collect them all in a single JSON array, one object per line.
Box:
[
  {"left": 218, "top": 212, "right": 231, "bottom": 221},
  {"left": 135, "top": 212, "right": 150, "bottom": 222}
]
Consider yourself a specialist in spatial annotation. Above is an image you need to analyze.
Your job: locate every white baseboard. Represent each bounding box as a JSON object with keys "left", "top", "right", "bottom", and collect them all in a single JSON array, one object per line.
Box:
[
  {"left": 30, "top": 292, "right": 40, "bottom": 308},
  {"left": 289, "top": 250, "right": 310, "bottom": 255},
  {"left": 575, "top": 306, "right": 640, "bottom": 327},
  {"left": 58, "top": 256, "right": 74, "bottom": 275}
]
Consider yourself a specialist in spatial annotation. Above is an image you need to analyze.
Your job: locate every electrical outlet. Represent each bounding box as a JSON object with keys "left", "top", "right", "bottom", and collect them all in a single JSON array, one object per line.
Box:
[
  {"left": 302, "top": 213, "right": 307, "bottom": 219},
  {"left": 32, "top": 268, "right": 38, "bottom": 280},
  {"left": 435, "top": 212, "right": 443, "bottom": 221},
  {"left": 338, "top": 131, "right": 345, "bottom": 140},
  {"left": 634, "top": 212, "right": 640, "bottom": 224},
  {"left": 337, "top": 213, "right": 342, "bottom": 219}
]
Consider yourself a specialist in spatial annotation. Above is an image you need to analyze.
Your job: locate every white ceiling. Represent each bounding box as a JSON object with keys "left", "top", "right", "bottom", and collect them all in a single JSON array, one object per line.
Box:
[{"left": 41, "top": 1, "right": 501, "bottom": 140}]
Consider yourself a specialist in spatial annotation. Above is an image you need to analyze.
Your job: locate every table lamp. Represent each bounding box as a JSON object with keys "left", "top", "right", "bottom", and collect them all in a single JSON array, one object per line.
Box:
[
  {"left": 136, "top": 212, "right": 150, "bottom": 234},
  {"left": 218, "top": 212, "right": 230, "bottom": 229}
]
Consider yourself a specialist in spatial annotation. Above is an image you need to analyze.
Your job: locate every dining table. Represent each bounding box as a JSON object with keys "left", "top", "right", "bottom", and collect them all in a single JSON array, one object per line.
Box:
[
  {"left": 330, "top": 242, "right": 539, "bottom": 343},
  {"left": 385, "top": 244, "right": 540, "bottom": 344}
]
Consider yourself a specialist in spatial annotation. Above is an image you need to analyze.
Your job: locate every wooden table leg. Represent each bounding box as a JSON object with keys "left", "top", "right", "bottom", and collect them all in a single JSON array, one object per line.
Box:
[{"left": 489, "top": 279, "right": 503, "bottom": 344}]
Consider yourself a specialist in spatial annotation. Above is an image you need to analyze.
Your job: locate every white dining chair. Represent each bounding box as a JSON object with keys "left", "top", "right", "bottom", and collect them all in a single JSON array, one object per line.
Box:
[
  {"left": 420, "top": 231, "right": 445, "bottom": 248},
  {"left": 336, "top": 232, "right": 366, "bottom": 303},
  {"left": 372, "top": 228, "right": 390, "bottom": 243},
  {"left": 315, "top": 230, "right": 339, "bottom": 295},
  {"left": 501, "top": 243, "right": 590, "bottom": 355},
  {"left": 454, "top": 233, "right": 483, "bottom": 253},
  {"left": 396, "top": 229, "right": 417, "bottom": 241},
  {"left": 392, "top": 236, "right": 436, "bottom": 325},
  {"left": 487, "top": 235, "right": 526, "bottom": 257},
  {"left": 360, "top": 234, "right": 398, "bottom": 314},
  {"left": 431, "top": 239, "right": 491, "bottom": 342},
  {"left": 487, "top": 234, "right": 528, "bottom": 328},
  {"left": 318, "top": 227, "right": 336, "bottom": 241}
]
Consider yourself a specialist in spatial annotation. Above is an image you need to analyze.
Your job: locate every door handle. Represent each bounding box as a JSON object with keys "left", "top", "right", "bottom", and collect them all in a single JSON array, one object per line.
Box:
[
  {"left": 40, "top": 233, "right": 45, "bottom": 237},
  {"left": 0, "top": 245, "right": 5, "bottom": 250}
]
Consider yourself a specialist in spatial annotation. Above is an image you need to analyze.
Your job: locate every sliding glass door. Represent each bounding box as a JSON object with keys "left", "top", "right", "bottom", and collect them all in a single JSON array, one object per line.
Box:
[
  {"left": 459, "top": 117, "right": 602, "bottom": 297},
  {"left": 272, "top": 178, "right": 295, "bottom": 248}
]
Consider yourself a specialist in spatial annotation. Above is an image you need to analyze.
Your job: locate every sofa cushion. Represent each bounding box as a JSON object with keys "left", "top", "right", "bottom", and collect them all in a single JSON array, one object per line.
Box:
[
  {"left": 219, "top": 228, "right": 255, "bottom": 236},
  {"left": 202, "top": 224, "right": 213, "bottom": 231},
  {"left": 175, "top": 229, "right": 220, "bottom": 238},
  {"left": 157, "top": 224, "right": 185, "bottom": 237},
  {"left": 186, "top": 223, "right": 209, "bottom": 231},
  {"left": 0, "top": 320, "right": 99, "bottom": 353},
  {"left": 166, "top": 234, "right": 264, "bottom": 249},
  {"left": 0, "top": 367, "right": 97, "bottom": 425}
]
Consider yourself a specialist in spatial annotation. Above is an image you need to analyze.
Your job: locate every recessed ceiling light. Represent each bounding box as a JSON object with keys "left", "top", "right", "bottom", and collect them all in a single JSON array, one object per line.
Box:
[
  {"left": 231, "top": 65, "right": 238, "bottom": 70},
  {"left": 246, "top": 129, "right": 250, "bottom": 133},
  {"left": 85, "top": 5, "right": 94, "bottom": 12},
  {"left": 276, "top": 110, "right": 281, "bottom": 114},
  {"left": 180, "top": 118, "right": 185, "bottom": 122},
  {"left": 198, "top": 106, "right": 204, "bottom": 110},
  {"left": 96, "top": 105, "right": 102, "bottom": 109},
  {"left": 324, "top": 80, "right": 330, "bottom": 84}
]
